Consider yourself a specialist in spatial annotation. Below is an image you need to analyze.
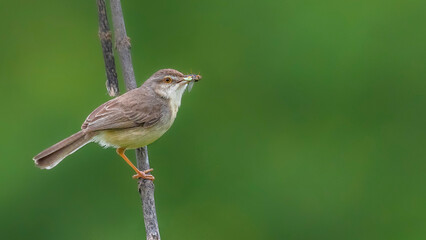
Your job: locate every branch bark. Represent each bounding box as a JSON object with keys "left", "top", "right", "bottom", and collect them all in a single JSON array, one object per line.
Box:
[
  {"left": 96, "top": 0, "right": 119, "bottom": 97},
  {"left": 109, "top": 0, "right": 137, "bottom": 91},
  {"left": 97, "top": 1, "right": 161, "bottom": 239},
  {"left": 136, "top": 147, "right": 160, "bottom": 240}
]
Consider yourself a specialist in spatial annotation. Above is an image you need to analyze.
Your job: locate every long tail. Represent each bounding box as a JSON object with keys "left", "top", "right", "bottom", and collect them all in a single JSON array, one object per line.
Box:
[{"left": 33, "top": 131, "right": 93, "bottom": 169}]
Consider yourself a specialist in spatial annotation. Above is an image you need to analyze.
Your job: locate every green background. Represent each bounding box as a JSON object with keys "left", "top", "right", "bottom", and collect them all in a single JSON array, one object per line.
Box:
[{"left": 0, "top": 0, "right": 425, "bottom": 239}]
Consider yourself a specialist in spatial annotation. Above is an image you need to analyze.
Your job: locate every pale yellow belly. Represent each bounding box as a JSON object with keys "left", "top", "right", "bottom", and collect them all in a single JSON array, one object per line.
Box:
[{"left": 93, "top": 125, "right": 169, "bottom": 149}]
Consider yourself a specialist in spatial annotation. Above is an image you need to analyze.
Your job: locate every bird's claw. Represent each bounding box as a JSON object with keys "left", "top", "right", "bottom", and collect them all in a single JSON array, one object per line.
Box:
[{"left": 132, "top": 168, "right": 155, "bottom": 181}]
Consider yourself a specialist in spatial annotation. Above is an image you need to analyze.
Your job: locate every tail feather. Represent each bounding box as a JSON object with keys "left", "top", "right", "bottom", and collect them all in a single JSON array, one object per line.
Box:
[{"left": 33, "top": 131, "right": 93, "bottom": 169}]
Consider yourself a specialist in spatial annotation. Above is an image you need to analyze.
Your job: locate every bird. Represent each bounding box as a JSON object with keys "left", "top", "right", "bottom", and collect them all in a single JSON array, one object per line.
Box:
[{"left": 33, "top": 69, "right": 201, "bottom": 180}]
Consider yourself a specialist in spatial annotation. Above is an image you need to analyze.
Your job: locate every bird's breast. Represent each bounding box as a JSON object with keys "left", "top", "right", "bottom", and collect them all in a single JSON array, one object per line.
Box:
[
  {"left": 95, "top": 124, "right": 169, "bottom": 149},
  {"left": 169, "top": 101, "right": 179, "bottom": 122}
]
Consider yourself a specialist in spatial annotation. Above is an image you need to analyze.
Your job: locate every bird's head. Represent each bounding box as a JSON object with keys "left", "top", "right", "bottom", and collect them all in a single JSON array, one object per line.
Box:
[{"left": 144, "top": 69, "right": 201, "bottom": 101}]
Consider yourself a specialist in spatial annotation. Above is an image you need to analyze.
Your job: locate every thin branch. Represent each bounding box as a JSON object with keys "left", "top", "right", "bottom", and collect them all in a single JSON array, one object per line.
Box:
[
  {"left": 109, "top": 0, "right": 137, "bottom": 91},
  {"left": 137, "top": 148, "right": 160, "bottom": 240},
  {"left": 108, "top": 1, "right": 161, "bottom": 240},
  {"left": 96, "top": 0, "right": 119, "bottom": 97}
]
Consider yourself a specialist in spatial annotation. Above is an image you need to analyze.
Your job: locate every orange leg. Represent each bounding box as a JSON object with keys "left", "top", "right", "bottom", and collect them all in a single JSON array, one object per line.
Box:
[{"left": 116, "top": 148, "right": 155, "bottom": 181}]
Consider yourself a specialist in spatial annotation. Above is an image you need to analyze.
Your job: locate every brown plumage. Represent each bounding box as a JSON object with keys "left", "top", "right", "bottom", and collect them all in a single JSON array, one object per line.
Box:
[{"left": 33, "top": 69, "right": 201, "bottom": 180}]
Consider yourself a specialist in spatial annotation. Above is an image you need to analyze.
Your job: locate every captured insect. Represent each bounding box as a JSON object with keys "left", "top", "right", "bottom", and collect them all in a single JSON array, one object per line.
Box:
[{"left": 185, "top": 74, "right": 202, "bottom": 92}]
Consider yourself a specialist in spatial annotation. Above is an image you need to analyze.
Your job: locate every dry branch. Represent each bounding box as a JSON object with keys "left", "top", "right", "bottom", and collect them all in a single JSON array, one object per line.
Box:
[
  {"left": 109, "top": 0, "right": 137, "bottom": 91},
  {"left": 96, "top": 0, "right": 119, "bottom": 97}
]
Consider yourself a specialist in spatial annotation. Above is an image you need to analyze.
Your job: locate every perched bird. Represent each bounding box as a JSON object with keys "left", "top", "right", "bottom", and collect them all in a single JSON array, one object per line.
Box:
[{"left": 33, "top": 69, "right": 201, "bottom": 180}]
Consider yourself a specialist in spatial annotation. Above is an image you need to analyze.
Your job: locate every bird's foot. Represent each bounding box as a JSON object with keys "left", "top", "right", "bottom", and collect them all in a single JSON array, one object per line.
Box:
[{"left": 132, "top": 168, "right": 155, "bottom": 181}]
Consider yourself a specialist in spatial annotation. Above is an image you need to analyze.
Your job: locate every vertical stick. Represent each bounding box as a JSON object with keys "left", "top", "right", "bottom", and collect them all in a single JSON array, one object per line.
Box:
[
  {"left": 109, "top": 0, "right": 137, "bottom": 91},
  {"left": 97, "top": 0, "right": 161, "bottom": 239},
  {"left": 96, "top": 0, "right": 119, "bottom": 97},
  {"left": 137, "top": 147, "right": 160, "bottom": 240}
]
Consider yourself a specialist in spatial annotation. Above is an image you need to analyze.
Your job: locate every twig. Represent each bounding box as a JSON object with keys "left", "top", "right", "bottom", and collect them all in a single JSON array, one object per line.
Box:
[
  {"left": 96, "top": 0, "right": 119, "bottom": 97},
  {"left": 136, "top": 148, "right": 160, "bottom": 240},
  {"left": 109, "top": 0, "right": 137, "bottom": 91},
  {"left": 108, "top": 0, "right": 161, "bottom": 239}
]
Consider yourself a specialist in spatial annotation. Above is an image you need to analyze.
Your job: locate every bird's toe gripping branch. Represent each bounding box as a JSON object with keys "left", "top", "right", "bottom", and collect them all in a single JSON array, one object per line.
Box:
[{"left": 116, "top": 148, "right": 155, "bottom": 181}]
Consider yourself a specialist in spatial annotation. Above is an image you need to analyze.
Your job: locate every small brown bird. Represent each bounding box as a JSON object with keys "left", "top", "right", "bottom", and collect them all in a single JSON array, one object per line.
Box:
[{"left": 33, "top": 69, "right": 201, "bottom": 180}]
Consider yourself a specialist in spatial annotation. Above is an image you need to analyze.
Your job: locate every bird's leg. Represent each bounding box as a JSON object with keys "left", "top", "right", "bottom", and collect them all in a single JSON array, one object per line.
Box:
[{"left": 116, "top": 148, "right": 155, "bottom": 181}]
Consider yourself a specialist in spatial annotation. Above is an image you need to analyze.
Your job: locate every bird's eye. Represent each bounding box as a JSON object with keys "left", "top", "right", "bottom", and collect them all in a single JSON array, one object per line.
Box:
[{"left": 163, "top": 77, "right": 172, "bottom": 83}]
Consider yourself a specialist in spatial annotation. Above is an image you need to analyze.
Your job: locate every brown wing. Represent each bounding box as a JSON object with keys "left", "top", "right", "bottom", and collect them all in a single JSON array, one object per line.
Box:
[{"left": 81, "top": 88, "right": 163, "bottom": 132}]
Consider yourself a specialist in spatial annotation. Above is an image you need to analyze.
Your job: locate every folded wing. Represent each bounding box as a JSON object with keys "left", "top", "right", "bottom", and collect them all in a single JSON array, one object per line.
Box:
[{"left": 81, "top": 89, "right": 162, "bottom": 132}]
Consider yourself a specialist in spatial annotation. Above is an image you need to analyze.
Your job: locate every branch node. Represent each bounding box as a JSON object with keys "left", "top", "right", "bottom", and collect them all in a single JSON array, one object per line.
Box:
[
  {"left": 98, "top": 30, "right": 112, "bottom": 40},
  {"left": 115, "top": 36, "right": 132, "bottom": 50}
]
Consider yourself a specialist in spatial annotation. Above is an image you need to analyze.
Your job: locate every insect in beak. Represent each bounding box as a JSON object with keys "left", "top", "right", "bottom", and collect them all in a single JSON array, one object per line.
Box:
[
  {"left": 182, "top": 74, "right": 202, "bottom": 92},
  {"left": 183, "top": 76, "right": 193, "bottom": 81}
]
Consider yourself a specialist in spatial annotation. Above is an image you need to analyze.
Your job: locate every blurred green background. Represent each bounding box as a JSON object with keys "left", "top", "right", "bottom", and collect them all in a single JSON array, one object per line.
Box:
[{"left": 0, "top": 0, "right": 425, "bottom": 239}]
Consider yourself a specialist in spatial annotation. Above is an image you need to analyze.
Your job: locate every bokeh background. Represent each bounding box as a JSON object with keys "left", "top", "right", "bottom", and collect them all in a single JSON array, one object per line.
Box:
[{"left": 0, "top": 0, "right": 425, "bottom": 239}]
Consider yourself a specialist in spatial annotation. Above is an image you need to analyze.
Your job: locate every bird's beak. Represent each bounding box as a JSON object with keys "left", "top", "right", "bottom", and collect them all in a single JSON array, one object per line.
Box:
[{"left": 178, "top": 76, "right": 192, "bottom": 84}]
